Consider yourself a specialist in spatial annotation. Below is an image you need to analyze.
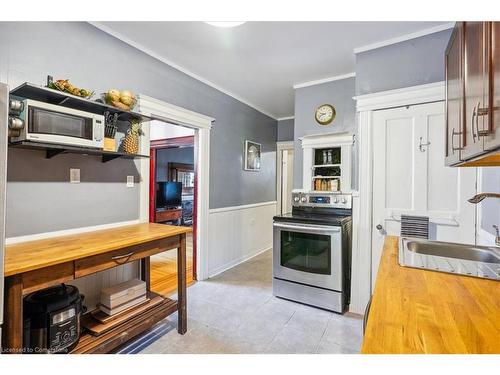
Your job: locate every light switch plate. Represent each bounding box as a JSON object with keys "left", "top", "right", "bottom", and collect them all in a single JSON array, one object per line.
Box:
[
  {"left": 127, "top": 175, "right": 134, "bottom": 188},
  {"left": 70, "top": 168, "right": 80, "bottom": 183}
]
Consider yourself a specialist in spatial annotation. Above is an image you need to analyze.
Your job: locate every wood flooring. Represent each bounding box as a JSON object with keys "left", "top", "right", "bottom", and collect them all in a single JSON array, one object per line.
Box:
[{"left": 150, "top": 232, "right": 195, "bottom": 297}]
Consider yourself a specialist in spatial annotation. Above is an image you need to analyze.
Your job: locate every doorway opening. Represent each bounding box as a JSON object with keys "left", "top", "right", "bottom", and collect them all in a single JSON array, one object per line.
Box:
[
  {"left": 277, "top": 142, "right": 295, "bottom": 215},
  {"left": 149, "top": 121, "right": 196, "bottom": 296}
]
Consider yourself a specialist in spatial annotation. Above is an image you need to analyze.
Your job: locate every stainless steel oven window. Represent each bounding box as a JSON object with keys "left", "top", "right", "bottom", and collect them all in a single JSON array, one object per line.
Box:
[
  {"left": 280, "top": 230, "right": 331, "bottom": 275},
  {"left": 273, "top": 223, "right": 343, "bottom": 291},
  {"left": 29, "top": 106, "right": 93, "bottom": 140}
]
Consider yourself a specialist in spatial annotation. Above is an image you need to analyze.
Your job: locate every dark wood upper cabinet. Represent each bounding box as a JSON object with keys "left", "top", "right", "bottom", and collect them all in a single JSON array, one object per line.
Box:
[
  {"left": 463, "top": 22, "right": 489, "bottom": 159},
  {"left": 484, "top": 22, "right": 500, "bottom": 151},
  {"left": 445, "top": 21, "right": 500, "bottom": 166},
  {"left": 445, "top": 22, "right": 464, "bottom": 165}
]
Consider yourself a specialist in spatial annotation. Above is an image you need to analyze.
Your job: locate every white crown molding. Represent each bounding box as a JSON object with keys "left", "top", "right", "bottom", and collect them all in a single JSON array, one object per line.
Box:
[
  {"left": 353, "top": 22, "right": 455, "bottom": 54},
  {"left": 293, "top": 73, "right": 356, "bottom": 90},
  {"left": 277, "top": 116, "right": 294, "bottom": 121},
  {"left": 353, "top": 81, "right": 445, "bottom": 112},
  {"left": 88, "top": 22, "right": 279, "bottom": 120}
]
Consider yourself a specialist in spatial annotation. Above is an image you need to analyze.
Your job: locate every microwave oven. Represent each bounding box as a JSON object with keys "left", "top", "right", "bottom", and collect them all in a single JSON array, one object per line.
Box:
[{"left": 10, "top": 99, "right": 104, "bottom": 149}]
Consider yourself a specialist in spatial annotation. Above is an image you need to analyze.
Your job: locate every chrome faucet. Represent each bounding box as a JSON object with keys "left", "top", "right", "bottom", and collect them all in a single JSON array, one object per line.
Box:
[
  {"left": 467, "top": 193, "right": 500, "bottom": 204},
  {"left": 493, "top": 225, "right": 500, "bottom": 247},
  {"left": 468, "top": 193, "right": 500, "bottom": 247}
]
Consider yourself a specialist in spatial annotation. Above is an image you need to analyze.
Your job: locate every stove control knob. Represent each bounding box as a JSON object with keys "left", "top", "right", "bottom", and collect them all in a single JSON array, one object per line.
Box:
[
  {"left": 333, "top": 198, "right": 339, "bottom": 203},
  {"left": 341, "top": 198, "right": 347, "bottom": 204},
  {"left": 300, "top": 196, "right": 307, "bottom": 203},
  {"left": 293, "top": 196, "right": 300, "bottom": 202}
]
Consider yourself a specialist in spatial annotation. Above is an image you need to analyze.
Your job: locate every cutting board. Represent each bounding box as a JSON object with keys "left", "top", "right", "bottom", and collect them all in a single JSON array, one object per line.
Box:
[{"left": 82, "top": 294, "right": 164, "bottom": 336}]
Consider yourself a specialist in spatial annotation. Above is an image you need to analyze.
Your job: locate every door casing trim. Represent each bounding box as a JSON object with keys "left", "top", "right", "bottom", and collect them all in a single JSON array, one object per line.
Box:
[
  {"left": 137, "top": 95, "right": 213, "bottom": 280},
  {"left": 351, "top": 81, "right": 446, "bottom": 315},
  {"left": 276, "top": 141, "right": 295, "bottom": 215}
]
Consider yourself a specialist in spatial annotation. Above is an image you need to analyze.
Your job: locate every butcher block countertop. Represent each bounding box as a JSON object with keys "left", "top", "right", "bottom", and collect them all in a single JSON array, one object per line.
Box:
[
  {"left": 362, "top": 236, "right": 500, "bottom": 354},
  {"left": 4, "top": 223, "right": 192, "bottom": 277}
]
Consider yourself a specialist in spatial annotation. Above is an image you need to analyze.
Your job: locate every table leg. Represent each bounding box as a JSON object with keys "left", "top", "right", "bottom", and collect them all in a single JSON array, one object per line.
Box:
[
  {"left": 177, "top": 233, "right": 187, "bottom": 334},
  {"left": 140, "top": 257, "right": 151, "bottom": 291},
  {"left": 2, "top": 275, "right": 23, "bottom": 354}
]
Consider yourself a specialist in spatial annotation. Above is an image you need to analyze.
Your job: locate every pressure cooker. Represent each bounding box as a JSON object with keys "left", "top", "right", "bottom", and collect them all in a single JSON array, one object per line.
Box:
[{"left": 23, "top": 284, "right": 84, "bottom": 354}]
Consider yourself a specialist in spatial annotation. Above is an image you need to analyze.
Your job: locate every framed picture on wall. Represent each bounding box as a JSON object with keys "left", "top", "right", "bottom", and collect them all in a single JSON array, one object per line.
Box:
[{"left": 244, "top": 140, "right": 261, "bottom": 171}]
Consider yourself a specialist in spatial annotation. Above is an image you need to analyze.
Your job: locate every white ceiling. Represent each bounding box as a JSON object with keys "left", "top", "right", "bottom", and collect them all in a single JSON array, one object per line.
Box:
[{"left": 95, "top": 21, "right": 451, "bottom": 119}]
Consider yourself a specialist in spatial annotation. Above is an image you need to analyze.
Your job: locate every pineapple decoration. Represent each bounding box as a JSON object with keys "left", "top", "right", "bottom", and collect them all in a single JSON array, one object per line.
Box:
[{"left": 122, "top": 119, "right": 143, "bottom": 154}]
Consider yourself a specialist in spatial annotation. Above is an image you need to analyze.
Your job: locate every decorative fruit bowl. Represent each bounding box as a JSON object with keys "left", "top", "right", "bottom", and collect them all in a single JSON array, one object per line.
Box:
[
  {"left": 47, "top": 78, "right": 94, "bottom": 99},
  {"left": 101, "top": 90, "right": 137, "bottom": 111}
]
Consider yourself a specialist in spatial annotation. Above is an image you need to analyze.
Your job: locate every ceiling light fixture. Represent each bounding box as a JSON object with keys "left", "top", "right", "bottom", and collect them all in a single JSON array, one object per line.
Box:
[{"left": 205, "top": 22, "right": 246, "bottom": 28}]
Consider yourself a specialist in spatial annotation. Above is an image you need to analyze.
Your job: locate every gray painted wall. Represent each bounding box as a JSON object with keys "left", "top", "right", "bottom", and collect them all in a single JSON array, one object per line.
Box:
[
  {"left": 355, "top": 29, "right": 453, "bottom": 95},
  {"left": 0, "top": 22, "right": 276, "bottom": 236},
  {"left": 156, "top": 147, "right": 194, "bottom": 181},
  {"left": 277, "top": 119, "right": 294, "bottom": 142},
  {"left": 6, "top": 149, "right": 140, "bottom": 237},
  {"left": 293, "top": 77, "right": 356, "bottom": 189}
]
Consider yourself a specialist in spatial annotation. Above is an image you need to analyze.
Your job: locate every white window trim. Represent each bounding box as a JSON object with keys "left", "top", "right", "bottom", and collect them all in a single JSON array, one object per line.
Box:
[
  {"left": 350, "top": 81, "right": 446, "bottom": 315},
  {"left": 137, "top": 94, "right": 214, "bottom": 280}
]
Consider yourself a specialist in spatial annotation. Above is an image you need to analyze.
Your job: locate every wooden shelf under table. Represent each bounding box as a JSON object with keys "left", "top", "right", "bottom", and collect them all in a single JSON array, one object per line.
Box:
[{"left": 73, "top": 292, "right": 177, "bottom": 354}]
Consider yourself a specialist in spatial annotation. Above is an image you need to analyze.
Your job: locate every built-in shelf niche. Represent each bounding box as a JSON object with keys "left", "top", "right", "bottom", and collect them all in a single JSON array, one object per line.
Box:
[
  {"left": 312, "top": 147, "right": 342, "bottom": 191},
  {"left": 300, "top": 133, "right": 353, "bottom": 193}
]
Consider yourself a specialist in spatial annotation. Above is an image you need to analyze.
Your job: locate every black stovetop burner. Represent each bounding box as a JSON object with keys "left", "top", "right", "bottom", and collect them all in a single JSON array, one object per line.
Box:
[{"left": 273, "top": 206, "right": 352, "bottom": 226}]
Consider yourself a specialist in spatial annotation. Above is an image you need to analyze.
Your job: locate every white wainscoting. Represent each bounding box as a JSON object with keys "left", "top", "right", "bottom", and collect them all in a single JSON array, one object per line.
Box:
[
  {"left": 208, "top": 201, "right": 277, "bottom": 278},
  {"left": 71, "top": 262, "right": 138, "bottom": 310}
]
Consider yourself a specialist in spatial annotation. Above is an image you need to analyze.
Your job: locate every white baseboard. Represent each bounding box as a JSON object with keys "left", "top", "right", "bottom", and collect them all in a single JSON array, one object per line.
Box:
[{"left": 209, "top": 245, "right": 271, "bottom": 278}]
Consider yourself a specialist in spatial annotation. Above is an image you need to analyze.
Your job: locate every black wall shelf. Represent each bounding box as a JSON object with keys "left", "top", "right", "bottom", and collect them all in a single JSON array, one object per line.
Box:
[
  {"left": 10, "top": 141, "right": 150, "bottom": 163},
  {"left": 10, "top": 83, "right": 152, "bottom": 123}
]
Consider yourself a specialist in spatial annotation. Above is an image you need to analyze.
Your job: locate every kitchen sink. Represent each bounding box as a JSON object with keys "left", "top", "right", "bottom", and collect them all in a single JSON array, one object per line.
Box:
[
  {"left": 399, "top": 238, "right": 500, "bottom": 280},
  {"left": 406, "top": 240, "right": 500, "bottom": 263}
]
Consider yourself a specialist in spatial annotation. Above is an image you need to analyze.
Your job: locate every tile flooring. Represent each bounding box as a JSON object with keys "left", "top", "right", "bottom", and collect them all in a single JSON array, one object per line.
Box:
[{"left": 140, "top": 249, "right": 363, "bottom": 354}]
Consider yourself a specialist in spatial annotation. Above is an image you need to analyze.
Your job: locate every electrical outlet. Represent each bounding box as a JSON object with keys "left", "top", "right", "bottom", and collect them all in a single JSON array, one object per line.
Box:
[
  {"left": 70, "top": 168, "right": 80, "bottom": 183},
  {"left": 127, "top": 175, "right": 134, "bottom": 188}
]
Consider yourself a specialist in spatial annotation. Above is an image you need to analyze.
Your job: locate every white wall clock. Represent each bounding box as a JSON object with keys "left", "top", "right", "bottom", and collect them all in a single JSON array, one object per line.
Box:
[{"left": 315, "top": 104, "right": 336, "bottom": 125}]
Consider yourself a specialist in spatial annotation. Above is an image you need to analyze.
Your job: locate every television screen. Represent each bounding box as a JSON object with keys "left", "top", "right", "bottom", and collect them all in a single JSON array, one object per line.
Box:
[{"left": 156, "top": 182, "right": 182, "bottom": 208}]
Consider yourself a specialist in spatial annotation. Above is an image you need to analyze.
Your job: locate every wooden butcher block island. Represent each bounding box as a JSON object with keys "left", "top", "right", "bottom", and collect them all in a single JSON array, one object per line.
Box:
[
  {"left": 2, "top": 223, "right": 191, "bottom": 354},
  {"left": 362, "top": 236, "right": 500, "bottom": 354}
]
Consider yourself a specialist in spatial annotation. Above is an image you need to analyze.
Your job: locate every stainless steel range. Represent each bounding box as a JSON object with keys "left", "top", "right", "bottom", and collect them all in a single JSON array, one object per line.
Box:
[{"left": 273, "top": 190, "right": 352, "bottom": 313}]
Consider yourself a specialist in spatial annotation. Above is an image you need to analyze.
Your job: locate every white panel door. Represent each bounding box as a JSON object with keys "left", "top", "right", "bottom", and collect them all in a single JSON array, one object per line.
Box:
[{"left": 371, "top": 102, "right": 476, "bottom": 286}]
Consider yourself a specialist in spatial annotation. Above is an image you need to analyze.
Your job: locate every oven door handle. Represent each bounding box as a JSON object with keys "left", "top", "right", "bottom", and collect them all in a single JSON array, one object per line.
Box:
[{"left": 273, "top": 222, "right": 341, "bottom": 233}]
